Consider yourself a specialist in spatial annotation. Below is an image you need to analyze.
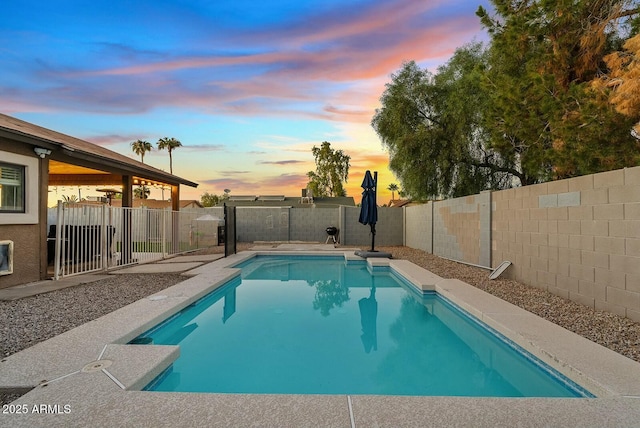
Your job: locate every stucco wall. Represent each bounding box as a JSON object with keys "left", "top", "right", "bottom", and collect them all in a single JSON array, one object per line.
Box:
[
  {"left": 0, "top": 141, "right": 45, "bottom": 289},
  {"left": 0, "top": 225, "right": 41, "bottom": 288}
]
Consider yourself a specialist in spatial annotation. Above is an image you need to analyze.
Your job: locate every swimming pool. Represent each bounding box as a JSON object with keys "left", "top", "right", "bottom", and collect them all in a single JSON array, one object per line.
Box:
[{"left": 135, "top": 255, "right": 591, "bottom": 397}]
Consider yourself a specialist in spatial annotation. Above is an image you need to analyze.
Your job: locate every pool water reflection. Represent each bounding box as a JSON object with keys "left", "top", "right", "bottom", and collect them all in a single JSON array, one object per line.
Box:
[{"left": 137, "top": 256, "right": 589, "bottom": 397}]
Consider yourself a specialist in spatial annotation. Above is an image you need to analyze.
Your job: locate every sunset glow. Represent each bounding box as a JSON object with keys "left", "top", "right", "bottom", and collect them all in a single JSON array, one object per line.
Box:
[{"left": 1, "top": 0, "right": 489, "bottom": 204}]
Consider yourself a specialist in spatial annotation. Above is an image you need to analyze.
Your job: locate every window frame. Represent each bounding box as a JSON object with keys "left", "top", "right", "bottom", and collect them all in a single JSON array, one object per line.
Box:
[
  {"left": 0, "top": 151, "right": 39, "bottom": 225},
  {"left": 0, "top": 161, "right": 26, "bottom": 214}
]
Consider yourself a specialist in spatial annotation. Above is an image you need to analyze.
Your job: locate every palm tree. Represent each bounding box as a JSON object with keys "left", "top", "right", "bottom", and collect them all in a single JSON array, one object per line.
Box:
[
  {"left": 134, "top": 186, "right": 151, "bottom": 199},
  {"left": 157, "top": 137, "right": 182, "bottom": 174},
  {"left": 131, "top": 140, "right": 152, "bottom": 163},
  {"left": 61, "top": 194, "right": 79, "bottom": 203},
  {"left": 388, "top": 183, "right": 399, "bottom": 201}
]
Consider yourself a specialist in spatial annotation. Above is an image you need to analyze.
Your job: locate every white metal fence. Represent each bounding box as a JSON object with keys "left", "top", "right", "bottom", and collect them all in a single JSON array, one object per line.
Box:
[{"left": 50, "top": 202, "right": 222, "bottom": 279}]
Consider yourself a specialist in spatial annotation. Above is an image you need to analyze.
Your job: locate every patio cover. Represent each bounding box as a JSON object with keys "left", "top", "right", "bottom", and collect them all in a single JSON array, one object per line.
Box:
[{"left": 0, "top": 113, "right": 198, "bottom": 210}]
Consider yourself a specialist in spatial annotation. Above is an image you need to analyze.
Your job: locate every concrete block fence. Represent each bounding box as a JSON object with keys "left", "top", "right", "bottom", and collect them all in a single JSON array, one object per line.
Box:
[
  {"left": 223, "top": 206, "right": 403, "bottom": 247},
  {"left": 339, "top": 206, "right": 404, "bottom": 247},
  {"left": 404, "top": 166, "right": 640, "bottom": 322}
]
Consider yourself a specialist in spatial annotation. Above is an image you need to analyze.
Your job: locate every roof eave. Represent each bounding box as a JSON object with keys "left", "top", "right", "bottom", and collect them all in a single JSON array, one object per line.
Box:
[{"left": 0, "top": 125, "right": 198, "bottom": 188}]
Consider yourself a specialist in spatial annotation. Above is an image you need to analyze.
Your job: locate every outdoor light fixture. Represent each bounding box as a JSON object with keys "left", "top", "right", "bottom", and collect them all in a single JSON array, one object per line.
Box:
[{"left": 33, "top": 147, "right": 52, "bottom": 158}]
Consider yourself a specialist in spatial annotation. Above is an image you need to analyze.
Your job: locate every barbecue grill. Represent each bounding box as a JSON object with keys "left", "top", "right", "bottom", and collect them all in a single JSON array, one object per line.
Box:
[{"left": 325, "top": 226, "right": 338, "bottom": 244}]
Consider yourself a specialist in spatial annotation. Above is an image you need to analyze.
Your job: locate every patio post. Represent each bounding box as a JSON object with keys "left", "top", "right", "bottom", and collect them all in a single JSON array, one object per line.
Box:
[
  {"left": 171, "top": 185, "right": 180, "bottom": 253},
  {"left": 121, "top": 175, "right": 134, "bottom": 264}
]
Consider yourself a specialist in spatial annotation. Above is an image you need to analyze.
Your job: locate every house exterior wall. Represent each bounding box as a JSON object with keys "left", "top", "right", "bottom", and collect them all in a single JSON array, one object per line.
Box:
[
  {"left": 0, "top": 140, "right": 46, "bottom": 288},
  {"left": 0, "top": 224, "right": 41, "bottom": 288}
]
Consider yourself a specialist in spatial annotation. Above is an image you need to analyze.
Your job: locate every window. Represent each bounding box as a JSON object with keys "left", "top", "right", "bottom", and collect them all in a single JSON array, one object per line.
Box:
[
  {"left": 0, "top": 162, "right": 25, "bottom": 213},
  {"left": 0, "top": 151, "right": 38, "bottom": 225}
]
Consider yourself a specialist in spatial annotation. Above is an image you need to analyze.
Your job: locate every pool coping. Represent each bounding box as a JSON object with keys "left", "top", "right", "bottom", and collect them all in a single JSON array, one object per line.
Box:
[{"left": 2, "top": 250, "right": 640, "bottom": 427}]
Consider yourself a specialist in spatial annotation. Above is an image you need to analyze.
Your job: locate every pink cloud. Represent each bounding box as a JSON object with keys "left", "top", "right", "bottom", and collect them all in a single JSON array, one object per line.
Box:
[
  {"left": 181, "top": 144, "right": 226, "bottom": 152},
  {"left": 201, "top": 178, "right": 255, "bottom": 193},
  {"left": 0, "top": 98, "right": 57, "bottom": 115},
  {"left": 4, "top": 0, "right": 485, "bottom": 123},
  {"left": 219, "top": 170, "right": 250, "bottom": 175},
  {"left": 57, "top": 0, "right": 479, "bottom": 89},
  {"left": 200, "top": 172, "right": 308, "bottom": 195},
  {"left": 85, "top": 134, "right": 147, "bottom": 146},
  {"left": 259, "top": 160, "right": 305, "bottom": 165},
  {"left": 260, "top": 173, "right": 308, "bottom": 189}
]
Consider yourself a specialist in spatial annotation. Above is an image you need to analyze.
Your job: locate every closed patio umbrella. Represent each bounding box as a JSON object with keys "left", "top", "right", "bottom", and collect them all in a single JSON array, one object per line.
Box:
[
  {"left": 358, "top": 286, "right": 378, "bottom": 353},
  {"left": 358, "top": 170, "right": 378, "bottom": 252}
]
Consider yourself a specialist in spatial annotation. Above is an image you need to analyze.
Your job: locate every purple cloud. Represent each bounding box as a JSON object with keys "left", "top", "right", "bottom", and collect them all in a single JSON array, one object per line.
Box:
[
  {"left": 1, "top": 0, "right": 484, "bottom": 120},
  {"left": 258, "top": 160, "right": 305, "bottom": 165}
]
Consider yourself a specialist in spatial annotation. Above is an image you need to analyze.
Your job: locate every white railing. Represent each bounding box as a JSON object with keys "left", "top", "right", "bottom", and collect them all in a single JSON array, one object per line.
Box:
[
  {"left": 53, "top": 203, "right": 110, "bottom": 279},
  {"left": 52, "top": 202, "right": 221, "bottom": 279}
]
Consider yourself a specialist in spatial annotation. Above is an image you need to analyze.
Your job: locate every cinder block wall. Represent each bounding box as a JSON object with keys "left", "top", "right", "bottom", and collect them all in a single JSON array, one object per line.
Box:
[
  {"left": 492, "top": 167, "right": 640, "bottom": 322},
  {"left": 403, "top": 166, "right": 640, "bottom": 322},
  {"left": 229, "top": 206, "right": 402, "bottom": 246},
  {"left": 340, "top": 206, "right": 404, "bottom": 247},
  {"left": 235, "top": 207, "right": 290, "bottom": 242},
  {"left": 404, "top": 202, "right": 433, "bottom": 253},
  {"left": 431, "top": 192, "right": 491, "bottom": 267},
  {"left": 289, "top": 208, "right": 339, "bottom": 242}
]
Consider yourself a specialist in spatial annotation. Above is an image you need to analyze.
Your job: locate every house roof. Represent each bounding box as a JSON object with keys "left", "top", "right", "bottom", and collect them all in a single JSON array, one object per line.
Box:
[
  {"left": 0, "top": 113, "right": 198, "bottom": 188},
  {"left": 110, "top": 199, "right": 203, "bottom": 209},
  {"left": 388, "top": 199, "right": 413, "bottom": 208},
  {"left": 217, "top": 196, "right": 355, "bottom": 208}
]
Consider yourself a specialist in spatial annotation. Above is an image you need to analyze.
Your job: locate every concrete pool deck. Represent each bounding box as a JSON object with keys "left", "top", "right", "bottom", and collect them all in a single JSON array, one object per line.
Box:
[{"left": 2, "top": 249, "right": 640, "bottom": 427}]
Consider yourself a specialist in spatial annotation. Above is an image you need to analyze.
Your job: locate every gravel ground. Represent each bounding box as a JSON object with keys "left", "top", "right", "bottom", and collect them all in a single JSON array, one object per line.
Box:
[
  {"left": 0, "top": 273, "right": 188, "bottom": 359},
  {"left": 2, "top": 243, "right": 640, "bottom": 404}
]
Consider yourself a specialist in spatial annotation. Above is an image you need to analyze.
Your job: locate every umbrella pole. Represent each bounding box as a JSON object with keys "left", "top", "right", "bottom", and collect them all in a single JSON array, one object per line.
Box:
[
  {"left": 370, "top": 223, "right": 376, "bottom": 251},
  {"left": 371, "top": 171, "right": 377, "bottom": 252}
]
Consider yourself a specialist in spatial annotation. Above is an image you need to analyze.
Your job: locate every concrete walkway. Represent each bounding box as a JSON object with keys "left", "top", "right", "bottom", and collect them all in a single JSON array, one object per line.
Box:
[{"left": 0, "top": 253, "right": 224, "bottom": 301}]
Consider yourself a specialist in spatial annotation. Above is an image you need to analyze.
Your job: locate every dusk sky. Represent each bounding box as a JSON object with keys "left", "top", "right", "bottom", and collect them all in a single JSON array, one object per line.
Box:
[{"left": 1, "top": 0, "right": 490, "bottom": 204}]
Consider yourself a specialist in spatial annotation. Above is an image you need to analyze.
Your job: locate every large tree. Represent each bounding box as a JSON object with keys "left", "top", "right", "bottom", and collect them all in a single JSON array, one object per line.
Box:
[
  {"left": 593, "top": 33, "right": 640, "bottom": 139},
  {"left": 477, "top": 0, "right": 640, "bottom": 181},
  {"left": 306, "top": 141, "right": 350, "bottom": 197},
  {"left": 200, "top": 191, "right": 220, "bottom": 207},
  {"left": 157, "top": 137, "right": 182, "bottom": 174},
  {"left": 131, "top": 139, "right": 152, "bottom": 164},
  {"left": 372, "top": 45, "right": 515, "bottom": 199},
  {"left": 374, "top": 1, "right": 640, "bottom": 199}
]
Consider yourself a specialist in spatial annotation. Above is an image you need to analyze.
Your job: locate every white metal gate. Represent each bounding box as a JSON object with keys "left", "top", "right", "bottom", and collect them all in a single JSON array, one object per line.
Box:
[{"left": 52, "top": 202, "right": 220, "bottom": 279}]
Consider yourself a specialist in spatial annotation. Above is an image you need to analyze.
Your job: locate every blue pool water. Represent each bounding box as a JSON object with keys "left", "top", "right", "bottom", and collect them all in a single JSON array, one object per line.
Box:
[{"left": 136, "top": 255, "right": 590, "bottom": 397}]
